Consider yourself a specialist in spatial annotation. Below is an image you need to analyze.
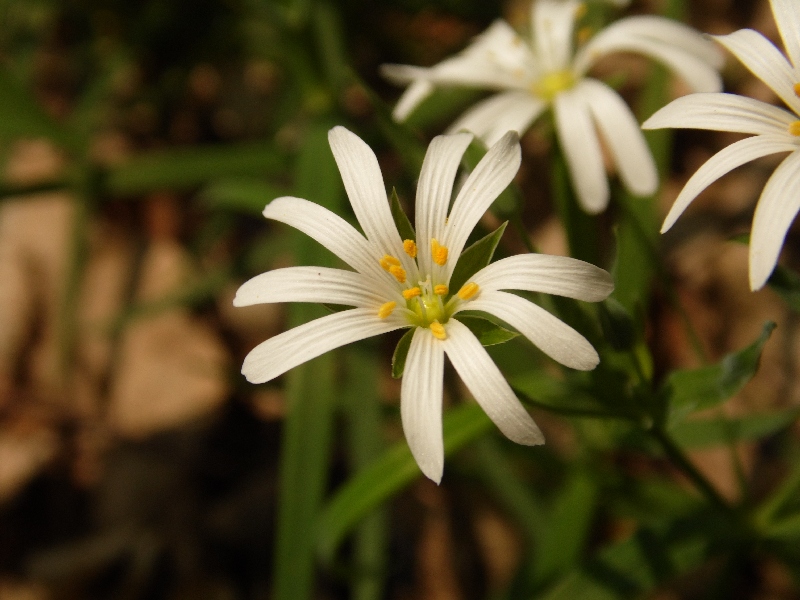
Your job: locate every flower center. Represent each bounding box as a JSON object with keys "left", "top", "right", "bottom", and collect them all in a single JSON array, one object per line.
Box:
[
  {"left": 531, "top": 70, "right": 575, "bottom": 102},
  {"left": 375, "top": 238, "right": 482, "bottom": 340}
]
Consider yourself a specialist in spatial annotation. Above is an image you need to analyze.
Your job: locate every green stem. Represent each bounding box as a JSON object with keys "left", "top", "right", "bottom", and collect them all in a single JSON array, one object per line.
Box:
[{"left": 651, "top": 426, "right": 732, "bottom": 513}]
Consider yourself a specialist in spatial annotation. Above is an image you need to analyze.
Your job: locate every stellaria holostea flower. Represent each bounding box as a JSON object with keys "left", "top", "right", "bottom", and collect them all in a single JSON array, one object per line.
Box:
[
  {"left": 234, "top": 126, "right": 613, "bottom": 483},
  {"left": 382, "top": 0, "right": 723, "bottom": 214},
  {"left": 643, "top": 0, "right": 800, "bottom": 291}
]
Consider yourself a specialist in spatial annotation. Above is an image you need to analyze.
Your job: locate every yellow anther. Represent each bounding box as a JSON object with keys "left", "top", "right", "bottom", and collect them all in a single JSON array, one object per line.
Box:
[
  {"left": 794, "top": 83, "right": 800, "bottom": 97},
  {"left": 403, "top": 287, "right": 421, "bottom": 299},
  {"left": 531, "top": 70, "right": 576, "bottom": 101},
  {"left": 429, "top": 321, "right": 447, "bottom": 340},
  {"left": 380, "top": 255, "right": 401, "bottom": 270},
  {"left": 377, "top": 301, "right": 396, "bottom": 319},
  {"left": 790, "top": 121, "right": 800, "bottom": 136},
  {"left": 457, "top": 282, "right": 480, "bottom": 301},
  {"left": 431, "top": 239, "right": 449, "bottom": 266},
  {"left": 434, "top": 284, "right": 449, "bottom": 296},
  {"left": 575, "top": 2, "right": 587, "bottom": 19},
  {"left": 403, "top": 239, "right": 417, "bottom": 258},
  {"left": 577, "top": 26, "right": 593, "bottom": 44},
  {"left": 389, "top": 265, "right": 407, "bottom": 283}
]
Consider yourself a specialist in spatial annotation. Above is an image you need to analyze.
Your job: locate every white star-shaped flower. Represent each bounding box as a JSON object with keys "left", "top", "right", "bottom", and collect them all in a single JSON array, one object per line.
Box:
[
  {"left": 235, "top": 126, "right": 613, "bottom": 483},
  {"left": 643, "top": 0, "right": 800, "bottom": 291},
  {"left": 382, "top": 0, "right": 722, "bottom": 214}
]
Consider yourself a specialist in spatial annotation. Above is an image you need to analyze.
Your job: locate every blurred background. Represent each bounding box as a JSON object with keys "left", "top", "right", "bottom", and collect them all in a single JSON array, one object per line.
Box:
[{"left": 1, "top": 0, "right": 799, "bottom": 598}]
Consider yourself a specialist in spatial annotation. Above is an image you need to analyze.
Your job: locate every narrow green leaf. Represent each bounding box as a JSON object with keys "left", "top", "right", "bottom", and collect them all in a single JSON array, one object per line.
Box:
[
  {"left": 458, "top": 315, "right": 518, "bottom": 346},
  {"left": 551, "top": 147, "right": 598, "bottom": 265},
  {"left": 316, "top": 404, "right": 493, "bottom": 562},
  {"left": 105, "top": 141, "right": 288, "bottom": 196},
  {"left": 449, "top": 221, "right": 507, "bottom": 293},
  {"left": 663, "top": 321, "right": 776, "bottom": 426},
  {"left": 670, "top": 408, "right": 799, "bottom": 448},
  {"left": 201, "top": 178, "right": 290, "bottom": 215},
  {"left": 596, "top": 298, "right": 636, "bottom": 352},
  {"left": 767, "top": 264, "right": 800, "bottom": 312},
  {"left": 391, "top": 328, "right": 415, "bottom": 379},
  {"left": 390, "top": 187, "right": 415, "bottom": 243}
]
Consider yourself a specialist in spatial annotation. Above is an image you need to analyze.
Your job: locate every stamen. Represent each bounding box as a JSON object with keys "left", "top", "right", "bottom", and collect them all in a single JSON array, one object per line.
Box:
[
  {"left": 790, "top": 121, "right": 800, "bottom": 136},
  {"left": 403, "top": 239, "right": 417, "bottom": 258},
  {"left": 389, "top": 265, "right": 407, "bottom": 283},
  {"left": 794, "top": 83, "right": 800, "bottom": 98},
  {"left": 403, "top": 287, "right": 421, "bottom": 299},
  {"left": 434, "top": 285, "right": 448, "bottom": 296},
  {"left": 378, "top": 301, "right": 396, "bottom": 319},
  {"left": 429, "top": 321, "right": 447, "bottom": 340},
  {"left": 457, "top": 282, "right": 480, "bottom": 301},
  {"left": 575, "top": 2, "right": 587, "bottom": 19},
  {"left": 379, "top": 255, "right": 401, "bottom": 271},
  {"left": 431, "top": 239, "right": 449, "bottom": 266},
  {"left": 577, "top": 26, "right": 593, "bottom": 44}
]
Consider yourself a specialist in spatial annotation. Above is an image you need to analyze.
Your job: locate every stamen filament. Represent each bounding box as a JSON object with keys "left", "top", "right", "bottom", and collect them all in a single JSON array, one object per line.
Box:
[
  {"left": 429, "top": 321, "right": 447, "bottom": 340},
  {"left": 378, "top": 301, "right": 396, "bottom": 319},
  {"left": 403, "top": 239, "right": 417, "bottom": 258}
]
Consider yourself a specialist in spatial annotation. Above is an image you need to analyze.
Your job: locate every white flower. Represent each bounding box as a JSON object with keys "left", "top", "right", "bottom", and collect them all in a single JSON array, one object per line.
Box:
[
  {"left": 234, "top": 126, "right": 613, "bottom": 483},
  {"left": 643, "top": 0, "right": 800, "bottom": 291},
  {"left": 382, "top": 0, "right": 722, "bottom": 214}
]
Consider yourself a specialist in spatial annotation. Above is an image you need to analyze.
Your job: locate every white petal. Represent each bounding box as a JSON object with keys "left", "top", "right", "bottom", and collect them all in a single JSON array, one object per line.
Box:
[
  {"left": 242, "top": 308, "right": 406, "bottom": 384},
  {"left": 233, "top": 266, "right": 389, "bottom": 308},
  {"left": 642, "top": 93, "right": 798, "bottom": 136},
  {"left": 553, "top": 88, "right": 609, "bottom": 213},
  {"left": 328, "top": 127, "right": 415, "bottom": 278},
  {"left": 442, "top": 319, "right": 544, "bottom": 445},
  {"left": 263, "top": 197, "right": 379, "bottom": 279},
  {"left": 415, "top": 132, "right": 474, "bottom": 276},
  {"left": 771, "top": 0, "right": 800, "bottom": 69},
  {"left": 532, "top": 0, "right": 581, "bottom": 72},
  {"left": 469, "top": 254, "right": 614, "bottom": 301},
  {"left": 447, "top": 92, "right": 547, "bottom": 147},
  {"left": 443, "top": 131, "right": 521, "bottom": 276},
  {"left": 575, "top": 17, "right": 723, "bottom": 93},
  {"left": 579, "top": 79, "right": 658, "bottom": 196},
  {"left": 390, "top": 78, "right": 434, "bottom": 121},
  {"left": 749, "top": 149, "right": 800, "bottom": 290},
  {"left": 401, "top": 328, "right": 445, "bottom": 483},
  {"left": 462, "top": 290, "right": 600, "bottom": 370},
  {"left": 713, "top": 29, "right": 800, "bottom": 115},
  {"left": 662, "top": 134, "right": 797, "bottom": 232}
]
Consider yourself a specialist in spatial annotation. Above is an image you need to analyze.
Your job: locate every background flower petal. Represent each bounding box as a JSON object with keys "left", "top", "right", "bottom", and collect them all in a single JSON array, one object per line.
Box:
[
  {"left": 447, "top": 92, "right": 547, "bottom": 147},
  {"left": 553, "top": 89, "right": 609, "bottom": 214},
  {"left": 749, "top": 149, "right": 800, "bottom": 290},
  {"left": 661, "top": 135, "right": 796, "bottom": 233},
  {"left": 442, "top": 319, "right": 544, "bottom": 445},
  {"left": 400, "top": 328, "right": 445, "bottom": 484}
]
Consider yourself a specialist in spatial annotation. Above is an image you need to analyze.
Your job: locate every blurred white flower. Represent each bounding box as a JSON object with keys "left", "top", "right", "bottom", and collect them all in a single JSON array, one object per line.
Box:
[
  {"left": 382, "top": 0, "right": 722, "bottom": 213},
  {"left": 235, "top": 126, "right": 613, "bottom": 483},
  {"left": 643, "top": 0, "right": 800, "bottom": 291}
]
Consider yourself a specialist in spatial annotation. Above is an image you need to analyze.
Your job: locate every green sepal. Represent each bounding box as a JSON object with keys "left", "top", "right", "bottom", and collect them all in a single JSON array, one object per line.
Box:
[
  {"left": 391, "top": 328, "right": 415, "bottom": 379},
  {"left": 458, "top": 315, "right": 518, "bottom": 346},
  {"left": 390, "top": 187, "right": 415, "bottom": 243},
  {"left": 449, "top": 221, "right": 507, "bottom": 293},
  {"left": 661, "top": 321, "right": 776, "bottom": 426}
]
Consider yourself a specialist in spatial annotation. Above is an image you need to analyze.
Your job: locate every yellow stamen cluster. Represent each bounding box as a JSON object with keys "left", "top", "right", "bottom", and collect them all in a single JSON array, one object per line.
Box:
[
  {"left": 790, "top": 121, "right": 800, "bottom": 137},
  {"left": 429, "top": 321, "right": 447, "bottom": 340},
  {"left": 431, "top": 239, "right": 449, "bottom": 266},
  {"left": 403, "top": 287, "right": 421, "bottom": 299},
  {"left": 380, "top": 254, "right": 407, "bottom": 283},
  {"left": 403, "top": 239, "right": 417, "bottom": 258},
  {"left": 378, "top": 301, "right": 396, "bottom": 319},
  {"left": 532, "top": 70, "right": 576, "bottom": 102},
  {"left": 457, "top": 282, "right": 480, "bottom": 301},
  {"left": 434, "top": 285, "right": 448, "bottom": 296}
]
